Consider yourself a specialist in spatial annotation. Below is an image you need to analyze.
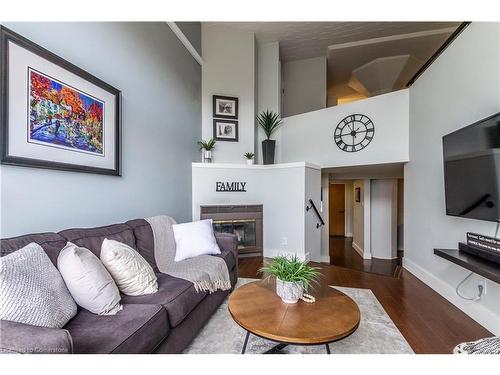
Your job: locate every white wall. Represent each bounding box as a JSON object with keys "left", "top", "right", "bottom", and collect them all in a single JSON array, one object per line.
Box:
[
  {"left": 282, "top": 56, "right": 326, "bottom": 117},
  {"left": 192, "top": 162, "right": 322, "bottom": 261},
  {"left": 405, "top": 22, "right": 500, "bottom": 334},
  {"left": 0, "top": 22, "right": 201, "bottom": 237},
  {"left": 279, "top": 89, "right": 409, "bottom": 168},
  {"left": 304, "top": 166, "right": 322, "bottom": 261},
  {"left": 320, "top": 174, "right": 330, "bottom": 261},
  {"left": 256, "top": 42, "right": 281, "bottom": 164},
  {"left": 352, "top": 180, "right": 365, "bottom": 257},
  {"left": 201, "top": 24, "right": 255, "bottom": 163},
  {"left": 371, "top": 179, "right": 398, "bottom": 259}
]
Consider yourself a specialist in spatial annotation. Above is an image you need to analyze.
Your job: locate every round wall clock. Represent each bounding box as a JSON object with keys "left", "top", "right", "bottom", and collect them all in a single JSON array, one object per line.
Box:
[{"left": 334, "top": 114, "right": 375, "bottom": 152}]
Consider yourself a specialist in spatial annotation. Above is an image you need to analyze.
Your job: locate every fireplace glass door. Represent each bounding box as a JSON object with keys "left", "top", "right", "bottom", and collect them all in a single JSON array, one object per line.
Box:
[{"left": 213, "top": 219, "right": 257, "bottom": 251}]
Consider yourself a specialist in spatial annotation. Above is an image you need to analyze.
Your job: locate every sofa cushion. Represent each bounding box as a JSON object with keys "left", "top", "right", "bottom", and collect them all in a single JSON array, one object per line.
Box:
[
  {"left": 0, "top": 232, "right": 66, "bottom": 266},
  {"left": 0, "top": 320, "right": 73, "bottom": 354},
  {"left": 125, "top": 219, "right": 158, "bottom": 272},
  {"left": 64, "top": 304, "right": 168, "bottom": 354},
  {"left": 121, "top": 273, "right": 207, "bottom": 328},
  {"left": 59, "top": 224, "right": 136, "bottom": 259}
]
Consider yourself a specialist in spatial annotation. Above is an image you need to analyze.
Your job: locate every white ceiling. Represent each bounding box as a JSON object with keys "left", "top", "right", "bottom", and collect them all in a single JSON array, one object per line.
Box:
[
  {"left": 324, "top": 162, "right": 405, "bottom": 179},
  {"left": 204, "top": 22, "right": 460, "bottom": 61}
]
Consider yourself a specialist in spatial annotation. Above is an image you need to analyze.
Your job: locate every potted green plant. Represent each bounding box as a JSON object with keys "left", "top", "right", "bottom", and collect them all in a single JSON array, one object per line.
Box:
[
  {"left": 197, "top": 138, "right": 216, "bottom": 163},
  {"left": 257, "top": 110, "right": 283, "bottom": 165},
  {"left": 259, "top": 255, "right": 321, "bottom": 304},
  {"left": 244, "top": 152, "right": 255, "bottom": 165}
]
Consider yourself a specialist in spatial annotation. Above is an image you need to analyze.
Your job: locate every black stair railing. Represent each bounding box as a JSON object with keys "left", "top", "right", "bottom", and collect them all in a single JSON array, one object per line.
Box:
[{"left": 306, "top": 199, "right": 325, "bottom": 229}]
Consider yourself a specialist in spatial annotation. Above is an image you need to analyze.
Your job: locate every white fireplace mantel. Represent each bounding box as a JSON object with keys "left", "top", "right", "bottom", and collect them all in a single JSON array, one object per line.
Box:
[
  {"left": 192, "top": 161, "right": 321, "bottom": 170},
  {"left": 191, "top": 162, "right": 322, "bottom": 261}
]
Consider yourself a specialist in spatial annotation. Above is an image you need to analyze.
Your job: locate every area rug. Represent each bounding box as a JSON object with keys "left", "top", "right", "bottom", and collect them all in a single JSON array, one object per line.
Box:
[{"left": 183, "top": 278, "right": 414, "bottom": 354}]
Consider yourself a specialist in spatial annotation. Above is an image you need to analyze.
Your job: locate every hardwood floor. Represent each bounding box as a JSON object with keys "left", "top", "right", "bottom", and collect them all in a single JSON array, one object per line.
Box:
[
  {"left": 329, "top": 236, "right": 402, "bottom": 278},
  {"left": 238, "top": 256, "right": 492, "bottom": 354}
]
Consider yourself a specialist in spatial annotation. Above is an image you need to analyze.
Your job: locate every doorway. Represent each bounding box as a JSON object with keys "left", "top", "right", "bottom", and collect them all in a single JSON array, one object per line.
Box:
[
  {"left": 329, "top": 183, "right": 345, "bottom": 236},
  {"left": 327, "top": 178, "right": 403, "bottom": 278}
]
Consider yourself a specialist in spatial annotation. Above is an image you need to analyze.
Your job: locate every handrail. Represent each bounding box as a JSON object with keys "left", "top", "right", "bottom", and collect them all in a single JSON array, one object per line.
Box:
[
  {"left": 306, "top": 199, "right": 325, "bottom": 228},
  {"left": 406, "top": 22, "right": 470, "bottom": 87}
]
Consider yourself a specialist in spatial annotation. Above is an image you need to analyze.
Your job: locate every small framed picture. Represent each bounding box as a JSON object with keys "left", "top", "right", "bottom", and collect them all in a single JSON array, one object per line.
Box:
[
  {"left": 213, "top": 95, "right": 238, "bottom": 119},
  {"left": 355, "top": 187, "right": 361, "bottom": 202},
  {"left": 213, "top": 119, "right": 238, "bottom": 142}
]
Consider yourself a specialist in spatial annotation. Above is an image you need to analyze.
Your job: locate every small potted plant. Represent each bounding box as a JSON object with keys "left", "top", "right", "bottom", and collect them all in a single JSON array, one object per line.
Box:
[
  {"left": 197, "top": 138, "right": 216, "bottom": 163},
  {"left": 244, "top": 152, "right": 255, "bottom": 165},
  {"left": 259, "top": 255, "right": 321, "bottom": 304},
  {"left": 257, "top": 110, "right": 283, "bottom": 165}
]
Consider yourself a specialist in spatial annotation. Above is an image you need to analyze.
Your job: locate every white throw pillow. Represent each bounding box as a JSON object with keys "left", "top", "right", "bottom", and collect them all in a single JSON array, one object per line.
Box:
[
  {"left": 0, "top": 242, "right": 77, "bottom": 328},
  {"left": 172, "top": 219, "right": 221, "bottom": 262},
  {"left": 57, "top": 242, "right": 122, "bottom": 315},
  {"left": 100, "top": 238, "right": 158, "bottom": 296}
]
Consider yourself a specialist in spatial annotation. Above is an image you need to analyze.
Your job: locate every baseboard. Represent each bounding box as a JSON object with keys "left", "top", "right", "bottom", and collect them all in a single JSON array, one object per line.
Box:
[
  {"left": 345, "top": 232, "right": 353, "bottom": 238},
  {"left": 264, "top": 248, "right": 307, "bottom": 261},
  {"left": 373, "top": 255, "right": 399, "bottom": 260},
  {"left": 403, "top": 257, "right": 499, "bottom": 335},
  {"left": 352, "top": 241, "right": 371, "bottom": 259},
  {"left": 319, "top": 255, "right": 330, "bottom": 263},
  {"left": 352, "top": 242, "right": 363, "bottom": 257}
]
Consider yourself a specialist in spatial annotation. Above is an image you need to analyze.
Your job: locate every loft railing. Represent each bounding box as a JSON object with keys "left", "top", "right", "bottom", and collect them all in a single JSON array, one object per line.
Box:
[{"left": 306, "top": 199, "right": 325, "bottom": 229}]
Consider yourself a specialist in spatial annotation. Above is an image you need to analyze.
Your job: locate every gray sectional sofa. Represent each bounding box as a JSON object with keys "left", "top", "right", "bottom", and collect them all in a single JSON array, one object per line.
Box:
[{"left": 0, "top": 219, "right": 238, "bottom": 354}]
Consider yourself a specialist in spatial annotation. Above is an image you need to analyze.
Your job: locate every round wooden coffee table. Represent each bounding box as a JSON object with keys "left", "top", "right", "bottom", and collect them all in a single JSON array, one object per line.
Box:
[{"left": 228, "top": 279, "right": 360, "bottom": 354}]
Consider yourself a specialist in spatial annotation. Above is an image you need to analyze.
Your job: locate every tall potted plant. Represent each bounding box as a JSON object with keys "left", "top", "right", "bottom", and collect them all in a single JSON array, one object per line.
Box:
[
  {"left": 259, "top": 255, "right": 321, "bottom": 304},
  {"left": 257, "top": 110, "right": 283, "bottom": 165},
  {"left": 197, "top": 138, "right": 216, "bottom": 163}
]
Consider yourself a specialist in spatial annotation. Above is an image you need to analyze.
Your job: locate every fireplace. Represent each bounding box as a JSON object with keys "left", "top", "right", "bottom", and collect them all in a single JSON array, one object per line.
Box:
[{"left": 200, "top": 205, "right": 263, "bottom": 258}]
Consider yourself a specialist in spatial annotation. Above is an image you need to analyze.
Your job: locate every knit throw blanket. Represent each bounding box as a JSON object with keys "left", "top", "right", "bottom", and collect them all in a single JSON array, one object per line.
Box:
[{"left": 145, "top": 215, "right": 231, "bottom": 293}]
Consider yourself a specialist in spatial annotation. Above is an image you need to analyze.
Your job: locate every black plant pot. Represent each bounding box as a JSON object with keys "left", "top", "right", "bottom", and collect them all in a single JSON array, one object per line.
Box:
[{"left": 262, "top": 139, "right": 276, "bottom": 165}]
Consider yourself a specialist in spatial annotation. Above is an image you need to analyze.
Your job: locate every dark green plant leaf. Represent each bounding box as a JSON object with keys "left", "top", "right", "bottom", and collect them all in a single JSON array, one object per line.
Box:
[
  {"left": 259, "top": 255, "right": 322, "bottom": 292},
  {"left": 257, "top": 110, "right": 283, "bottom": 139}
]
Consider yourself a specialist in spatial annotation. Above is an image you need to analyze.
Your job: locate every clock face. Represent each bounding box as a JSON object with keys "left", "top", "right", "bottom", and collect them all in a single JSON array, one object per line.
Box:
[{"left": 334, "top": 114, "right": 374, "bottom": 152}]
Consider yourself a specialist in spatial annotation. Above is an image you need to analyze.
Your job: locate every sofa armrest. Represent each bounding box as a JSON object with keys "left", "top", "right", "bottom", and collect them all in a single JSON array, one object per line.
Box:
[
  {"left": 0, "top": 320, "right": 73, "bottom": 354},
  {"left": 215, "top": 233, "right": 238, "bottom": 275}
]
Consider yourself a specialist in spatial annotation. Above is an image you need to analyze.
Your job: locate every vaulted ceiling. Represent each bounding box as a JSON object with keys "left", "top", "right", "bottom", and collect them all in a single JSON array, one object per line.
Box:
[
  {"left": 204, "top": 21, "right": 462, "bottom": 105},
  {"left": 205, "top": 22, "right": 460, "bottom": 62}
]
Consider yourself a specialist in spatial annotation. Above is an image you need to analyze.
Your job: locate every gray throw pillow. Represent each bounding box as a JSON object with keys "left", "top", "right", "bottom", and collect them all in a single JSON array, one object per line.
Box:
[{"left": 0, "top": 242, "right": 77, "bottom": 328}]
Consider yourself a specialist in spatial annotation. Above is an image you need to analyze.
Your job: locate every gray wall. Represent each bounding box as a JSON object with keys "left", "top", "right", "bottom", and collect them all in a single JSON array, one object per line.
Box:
[
  {"left": 405, "top": 22, "right": 499, "bottom": 334},
  {"left": 0, "top": 22, "right": 201, "bottom": 237}
]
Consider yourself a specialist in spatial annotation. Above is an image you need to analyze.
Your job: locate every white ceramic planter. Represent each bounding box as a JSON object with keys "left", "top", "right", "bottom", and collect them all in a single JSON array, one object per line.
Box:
[
  {"left": 276, "top": 278, "right": 303, "bottom": 304},
  {"left": 202, "top": 150, "right": 212, "bottom": 163},
  {"left": 246, "top": 159, "right": 254, "bottom": 165}
]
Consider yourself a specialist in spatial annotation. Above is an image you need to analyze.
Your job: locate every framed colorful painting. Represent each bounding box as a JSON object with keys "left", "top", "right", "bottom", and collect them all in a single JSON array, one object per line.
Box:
[{"left": 0, "top": 26, "right": 121, "bottom": 176}]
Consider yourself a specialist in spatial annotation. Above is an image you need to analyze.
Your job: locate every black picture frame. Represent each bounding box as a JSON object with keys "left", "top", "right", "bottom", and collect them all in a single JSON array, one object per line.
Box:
[
  {"left": 355, "top": 187, "right": 361, "bottom": 202},
  {"left": 213, "top": 119, "right": 238, "bottom": 142},
  {"left": 213, "top": 95, "right": 238, "bottom": 119},
  {"left": 0, "top": 26, "right": 122, "bottom": 176}
]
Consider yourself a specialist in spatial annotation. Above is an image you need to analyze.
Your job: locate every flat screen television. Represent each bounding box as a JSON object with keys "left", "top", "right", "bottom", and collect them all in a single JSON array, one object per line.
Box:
[{"left": 442, "top": 112, "right": 500, "bottom": 223}]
